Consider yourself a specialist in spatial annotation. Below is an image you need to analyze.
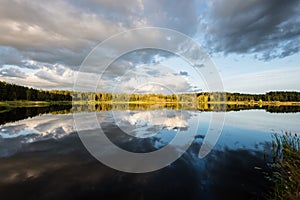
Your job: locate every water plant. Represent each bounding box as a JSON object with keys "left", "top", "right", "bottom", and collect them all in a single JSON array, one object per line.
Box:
[{"left": 270, "top": 132, "right": 300, "bottom": 199}]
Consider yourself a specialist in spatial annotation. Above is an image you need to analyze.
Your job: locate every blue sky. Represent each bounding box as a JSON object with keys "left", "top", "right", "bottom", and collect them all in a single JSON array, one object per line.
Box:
[{"left": 0, "top": 0, "right": 299, "bottom": 93}]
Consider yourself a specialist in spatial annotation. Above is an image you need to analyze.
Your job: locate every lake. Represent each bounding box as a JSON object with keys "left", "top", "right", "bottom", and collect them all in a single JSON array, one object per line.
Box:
[{"left": 0, "top": 105, "right": 299, "bottom": 200}]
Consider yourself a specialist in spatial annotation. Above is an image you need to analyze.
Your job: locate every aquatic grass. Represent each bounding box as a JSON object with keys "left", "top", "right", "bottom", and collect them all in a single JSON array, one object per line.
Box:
[{"left": 270, "top": 132, "right": 300, "bottom": 200}]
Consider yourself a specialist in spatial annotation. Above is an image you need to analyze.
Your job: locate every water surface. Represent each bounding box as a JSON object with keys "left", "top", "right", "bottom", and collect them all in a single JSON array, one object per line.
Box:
[{"left": 0, "top": 106, "right": 299, "bottom": 200}]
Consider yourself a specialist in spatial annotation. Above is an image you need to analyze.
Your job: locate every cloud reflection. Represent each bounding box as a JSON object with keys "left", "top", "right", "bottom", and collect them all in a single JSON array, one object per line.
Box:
[
  {"left": 0, "top": 114, "right": 73, "bottom": 140},
  {"left": 113, "top": 110, "right": 190, "bottom": 138}
]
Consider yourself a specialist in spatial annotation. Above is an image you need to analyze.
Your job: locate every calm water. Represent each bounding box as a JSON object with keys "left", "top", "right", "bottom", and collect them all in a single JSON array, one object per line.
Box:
[{"left": 0, "top": 106, "right": 299, "bottom": 200}]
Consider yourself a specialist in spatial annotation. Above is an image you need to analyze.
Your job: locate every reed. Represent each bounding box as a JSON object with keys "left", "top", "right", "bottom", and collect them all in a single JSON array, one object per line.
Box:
[{"left": 270, "top": 132, "right": 300, "bottom": 200}]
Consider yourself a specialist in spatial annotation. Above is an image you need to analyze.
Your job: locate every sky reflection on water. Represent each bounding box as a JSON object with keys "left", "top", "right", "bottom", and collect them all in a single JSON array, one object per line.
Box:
[{"left": 0, "top": 109, "right": 299, "bottom": 199}]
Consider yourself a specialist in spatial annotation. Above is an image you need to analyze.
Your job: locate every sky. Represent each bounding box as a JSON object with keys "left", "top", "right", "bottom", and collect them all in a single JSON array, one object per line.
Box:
[{"left": 0, "top": 0, "right": 299, "bottom": 93}]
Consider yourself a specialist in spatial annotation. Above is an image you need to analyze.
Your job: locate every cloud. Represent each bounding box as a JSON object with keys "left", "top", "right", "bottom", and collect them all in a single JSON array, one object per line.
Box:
[
  {"left": 222, "top": 67, "right": 300, "bottom": 93},
  {"left": 0, "top": 0, "right": 200, "bottom": 68},
  {"left": 142, "top": 0, "right": 200, "bottom": 35},
  {"left": 179, "top": 71, "right": 188, "bottom": 76},
  {"left": 32, "top": 64, "right": 75, "bottom": 89},
  {"left": 103, "top": 63, "right": 198, "bottom": 94},
  {"left": 0, "top": 114, "right": 74, "bottom": 142},
  {"left": 0, "top": 49, "right": 203, "bottom": 92},
  {"left": 0, "top": 0, "right": 298, "bottom": 91},
  {"left": 0, "top": 0, "right": 204, "bottom": 90},
  {"left": 0, "top": 0, "right": 120, "bottom": 67},
  {"left": 0, "top": 67, "right": 26, "bottom": 78},
  {"left": 199, "top": 0, "right": 300, "bottom": 60},
  {"left": 0, "top": 62, "right": 76, "bottom": 89},
  {"left": 0, "top": 47, "right": 25, "bottom": 66},
  {"left": 114, "top": 110, "right": 190, "bottom": 138},
  {"left": 96, "top": 49, "right": 176, "bottom": 83}
]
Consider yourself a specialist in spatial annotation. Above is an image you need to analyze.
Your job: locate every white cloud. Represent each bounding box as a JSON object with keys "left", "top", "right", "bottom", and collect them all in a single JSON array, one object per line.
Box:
[
  {"left": 114, "top": 110, "right": 189, "bottom": 138},
  {"left": 222, "top": 67, "right": 300, "bottom": 93},
  {"left": 0, "top": 62, "right": 76, "bottom": 89},
  {"left": 0, "top": 0, "right": 299, "bottom": 92},
  {"left": 0, "top": 0, "right": 203, "bottom": 89},
  {"left": 0, "top": 67, "right": 26, "bottom": 78},
  {"left": 0, "top": 114, "right": 74, "bottom": 142},
  {"left": 108, "top": 64, "right": 197, "bottom": 94}
]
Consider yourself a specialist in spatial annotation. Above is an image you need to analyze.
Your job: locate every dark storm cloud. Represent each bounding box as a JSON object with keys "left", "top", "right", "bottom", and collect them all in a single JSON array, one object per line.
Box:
[{"left": 200, "top": 0, "right": 300, "bottom": 60}]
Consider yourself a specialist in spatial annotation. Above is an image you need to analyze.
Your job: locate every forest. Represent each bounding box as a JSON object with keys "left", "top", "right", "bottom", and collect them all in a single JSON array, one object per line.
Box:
[
  {"left": 1, "top": 81, "right": 300, "bottom": 103},
  {"left": 0, "top": 81, "right": 72, "bottom": 101},
  {"left": 197, "top": 91, "right": 300, "bottom": 102}
]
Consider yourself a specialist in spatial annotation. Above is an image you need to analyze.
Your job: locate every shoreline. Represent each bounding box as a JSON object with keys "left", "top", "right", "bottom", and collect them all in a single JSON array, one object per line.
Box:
[
  {"left": 0, "top": 101, "right": 71, "bottom": 110},
  {"left": 2, "top": 100, "right": 300, "bottom": 106}
]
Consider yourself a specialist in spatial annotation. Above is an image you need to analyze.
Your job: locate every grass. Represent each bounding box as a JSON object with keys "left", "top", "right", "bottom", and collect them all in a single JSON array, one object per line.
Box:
[{"left": 270, "top": 132, "right": 300, "bottom": 200}]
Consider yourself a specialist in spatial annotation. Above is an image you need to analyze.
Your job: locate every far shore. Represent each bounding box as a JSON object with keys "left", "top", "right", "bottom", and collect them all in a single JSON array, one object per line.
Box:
[
  {"left": 0, "top": 101, "right": 71, "bottom": 109},
  {"left": 1, "top": 100, "right": 300, "bottom": 109},
  {"left": 204, "top": 101, "right": 300, "bottom": 106}
]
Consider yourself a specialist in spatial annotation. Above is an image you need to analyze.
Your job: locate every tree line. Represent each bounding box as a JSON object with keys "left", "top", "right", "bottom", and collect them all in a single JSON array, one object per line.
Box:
[
  {"left": 1, "top": 81, "right": 300, "bottom": 102},
  {"left": 197, "top": 92, "right": 300, "bottom": 102},
  {"left": 0, "top": 81, "right": 72, "bottom": 101}
]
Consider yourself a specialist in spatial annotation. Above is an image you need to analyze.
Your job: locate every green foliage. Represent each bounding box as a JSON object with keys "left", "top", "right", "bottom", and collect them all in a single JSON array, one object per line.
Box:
[
  {"left": 1, "top": 81, "right": 300, "bottom": 104},
  {"left": 0, "top": 81, "right": 72, "bottom": 101},
  {"left": 195, "top": 91, "right": 300, "bottom": 103},
  {"left": 266, "top": 91, "right": 300, "bottom": 102},
  {"left": 270, "top": 132, "right": 300, "bottom": 200}
]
